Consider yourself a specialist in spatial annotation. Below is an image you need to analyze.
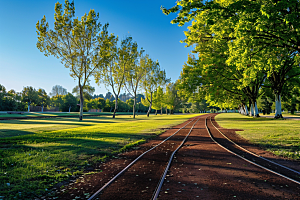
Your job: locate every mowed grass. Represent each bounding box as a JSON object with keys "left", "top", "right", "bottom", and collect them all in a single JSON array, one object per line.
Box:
[
  {"left": 0, "top": 113, "right": 201, "bottom": 199},
  {"left": 215, "top": 113, "right": 300, "bottom": 160},
  {"left": 260, "top": 112, "right": 300, "bottom": 118},
  {"left": 0, "top": 111, "right": 128, "bottom": 118}
]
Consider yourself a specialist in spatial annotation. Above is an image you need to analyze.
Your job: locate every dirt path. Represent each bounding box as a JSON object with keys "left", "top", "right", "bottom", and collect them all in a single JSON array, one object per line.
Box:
[{"left": 50, "top": 114, "right": 300, "bottom": 200}]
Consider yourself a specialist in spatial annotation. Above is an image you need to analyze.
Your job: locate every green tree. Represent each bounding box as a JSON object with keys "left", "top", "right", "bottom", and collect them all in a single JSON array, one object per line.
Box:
[
  {"left": 141, "top": 57, "right": 169, "bottom": 117},
  {"left": 0, "top": 84, "right": 7, "bottom": 111},
  {"left": 61, "top": 93, "right": 78, "bottom": 112},
  {"left": 151, "top": 86, "right": 164, "bottom": 115},
  {"left": 50, "top": 95, "right": 64, "bottom": 108},
  {"left": 37, "top": 89, "right": 50, "bottom": 112},
  {"left": 96, "top": 37, "right": 138, "bottom": 118},
  {"left": 124, "top": 50, "right": 147, "bottom": 118},
  {"left": 162, "top": 0, "right": 300, "bottom": 118},
  {"left": 103, "top": 99, "right": 114, "bottom": 112},
  {"left": 36, "top": 0, "right": 112, "bottom": 120},
  {"left": 21, "top": 86, "right": 39, "bottom": 112}
]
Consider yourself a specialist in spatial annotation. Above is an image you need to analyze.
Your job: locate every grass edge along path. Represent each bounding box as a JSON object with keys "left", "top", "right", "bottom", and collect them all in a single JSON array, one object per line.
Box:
[
  {"left": 215, "top": 113, "right": 300, "bottom": 161},
  {"left": 0, "top": 113, "right": 202, "bottom": 200}
]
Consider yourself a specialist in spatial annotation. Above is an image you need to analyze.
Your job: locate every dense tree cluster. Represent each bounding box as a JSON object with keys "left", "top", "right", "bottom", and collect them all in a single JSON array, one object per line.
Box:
[
  {"left": 0, "top": 84, "right": 152, "bottom": 113},
  {"left": 163, "top": 0, "right": 300, "bottom": 118}
]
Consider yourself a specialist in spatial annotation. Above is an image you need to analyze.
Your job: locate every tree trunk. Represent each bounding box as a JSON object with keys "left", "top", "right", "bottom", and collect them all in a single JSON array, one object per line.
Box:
[
  {"left": 41, "top": 104, "right": 44, "bottom": 112},
  {"left": 239, "top": 105, "right": 243, "bottom": 114},
  {"left": 28, "top": 102, "right": 30, "bottom": 112},
  {"left": 254, "top": 101, "right": 259, "bottom": 117},
  {"left": 166, "top": 107, "right": 168, "bottom": 115},
  {"left": 155, "top": 110, "right": 157, "bottom": 115},
  {"left": 69, "top": 106, "right": 71, "bottom": 112},
  {"left": 147, "top": 92, "right": 153, "bottom": 117},
  {"left": 250, "top": 100, "right": 254, "bottom": 117},
  {"left": 275, "top": 94, "right": 283, "bottom": 118},
  {"left": 244, "top": 105, "right": 249, "bottom": 116},
  {"left": 160, "top": 107, "right": 162, "bottom": 115},
  {"left": 79, "top": 86, "right": 84, "bottom": 121},
  {"left": 113, "top": 95, "right": 118, "bottom": 118},
  {"left": 133, "top": 92, "right": 137, "bottom": 118}
]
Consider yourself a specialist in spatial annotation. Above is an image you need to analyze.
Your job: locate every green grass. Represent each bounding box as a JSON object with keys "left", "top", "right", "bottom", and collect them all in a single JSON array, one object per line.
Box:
[
  {"left": 0, "top": 113, "right": 201, "bottom": 199},
  {"left": 215, "top": 113, "right": 300, "bottom": 160},
  {"left": 0, "top": 111, "right": 130, "bottom": 118},
  {"left": 260, "top": 112, "right": 300, "bottom": 118}
]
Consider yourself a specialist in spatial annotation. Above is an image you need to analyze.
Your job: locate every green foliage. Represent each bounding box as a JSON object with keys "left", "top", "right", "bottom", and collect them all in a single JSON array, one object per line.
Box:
[
  {"left": 162, "top": 0, "right": 300, "bottom": 115},
  {"left": 60, "top": 93, "right": 78, "bottom": 112},
  {"left": 21, "top": 86, "right": 39, "bottom": 106},
  {"left": 36, "top": 0, "right": 113, "bottom": 120}
]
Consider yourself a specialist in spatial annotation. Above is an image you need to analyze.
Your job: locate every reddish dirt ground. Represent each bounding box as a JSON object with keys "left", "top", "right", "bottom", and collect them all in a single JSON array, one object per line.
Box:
[{"left": 49, "top": 114, "right": 300, "bottom": 200}]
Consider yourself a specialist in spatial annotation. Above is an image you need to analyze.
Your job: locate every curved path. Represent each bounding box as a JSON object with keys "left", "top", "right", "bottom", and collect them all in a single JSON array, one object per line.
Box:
[{"left": 52, "top": 114, "right": 300, "bottom": 200}]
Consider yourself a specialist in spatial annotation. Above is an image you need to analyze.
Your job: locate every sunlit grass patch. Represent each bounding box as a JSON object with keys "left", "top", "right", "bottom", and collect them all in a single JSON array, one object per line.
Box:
[
  {"left": 215, "top": 113, "right": 300, "bottom": 160},
  {"left": 0, "top": 113, "right": 201, "bottom": 199}
]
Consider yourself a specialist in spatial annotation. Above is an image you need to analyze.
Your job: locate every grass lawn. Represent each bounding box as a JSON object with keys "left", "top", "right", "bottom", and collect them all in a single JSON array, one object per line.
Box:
[
  {"left": 215, "top": 113, "right": 300, "bottom": 161},
  {"left": 260, "top": 112, "right": 300, "bottom": 118},
  {"left": 0, "top": 113, "right": 201, "bottom": 199},
  {"left": 0, "top": 111, "right": 129, "bottom": 118}
]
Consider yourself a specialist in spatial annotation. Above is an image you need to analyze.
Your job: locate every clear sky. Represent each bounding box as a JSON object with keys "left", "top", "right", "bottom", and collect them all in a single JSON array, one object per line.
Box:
[{"left": 0, "top": 0, "right": 192, "bottom": 96}]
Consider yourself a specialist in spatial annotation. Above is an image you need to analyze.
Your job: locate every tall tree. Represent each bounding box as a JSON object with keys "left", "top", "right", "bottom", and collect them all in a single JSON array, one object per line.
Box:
[
  {"left": 151, "top": 86, "right": 165, "bottom": 115},
  {"left": 124, "top": 47, "right": 146, "bottom": 118},
  {"left": 141, "top": 58, "right": 169, "bottom": 117},
  {"left": 96, "top": 36, "right": 138, "bottom": 118},
  {"left": 36, "top": 0, "right": 111, "bottom": 120},
  {"left": 61, "top": 93, "right": 78, "bottom": 112},
  {"left": 37, "top": 88, "right": 50, "bottom": 112},
  {"left": 21, "top": 86, "right": 39, "bottom": 112}
]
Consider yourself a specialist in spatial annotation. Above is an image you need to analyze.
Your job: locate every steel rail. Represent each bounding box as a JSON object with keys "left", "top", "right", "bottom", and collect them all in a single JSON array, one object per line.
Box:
[
  {"left": 209, "top": 116, "right": 300, "bottom": 175},
  {"left": 151, "top": 116, "right": 201, "bottom": 200},
  {"left": 88, "top": 116, "right": 199, "bottom": 200},
  {"left": 205, "top": 116, "right": 300, "bottom": 185}
]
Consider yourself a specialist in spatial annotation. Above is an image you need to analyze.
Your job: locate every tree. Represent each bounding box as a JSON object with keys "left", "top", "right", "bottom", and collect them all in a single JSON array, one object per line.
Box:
[
  {"left": 49, "top": 85, "right": 67, "bottom": 97},
  {"left": 0, "top": 84, "right": 6, "bottom": 111},
  {"left": 162, "top": 0, "right": 300, "bottom": 118},
  {"left": 125, "top": 51, "right": 150, "bottom": 118},
  {"left": 151, "top": 86, "right": 164, "bottom": 115},
  {"left": 61, "top": 93, "right": 78, "bottom": 112},
  {"left": 165, "top": 82, "right": 182, "bottom": 114},
  {"left": 21, "top": 86, "right": 39, "bottom": 112},
  {"left": 103, "top": 99, "right": 114, "bottom": 112},
  {"left": 50, "top": 95, "right": 64, "bottom": 108},
  {"left": 37, "top": 89, "right": 50, "bottom": 112},
  {"left": 36, "top": 0, "right": 112, "bottom": 120},
  {"left": 96, "top": 36, "right": 138, "bottom": 118},
  {"left": 141, "top": 57, "right": 169, "bottom": 117}
]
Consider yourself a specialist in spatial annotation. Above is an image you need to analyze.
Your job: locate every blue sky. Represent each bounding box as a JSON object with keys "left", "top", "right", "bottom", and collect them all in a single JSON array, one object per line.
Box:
[{"left": 0, "top": 0, "right": 192, "bottom": 96}]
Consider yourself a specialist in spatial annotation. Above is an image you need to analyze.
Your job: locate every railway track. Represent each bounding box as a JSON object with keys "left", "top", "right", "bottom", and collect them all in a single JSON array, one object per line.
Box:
[
  {"left": 206, "top": 115, "right": 300, "bottom": 185},
  {"left": 79, "top": 113, "right": 300, "bottom": 200},
  {"left": 88, "top": 115, "right": 202, "bottom": 200}
]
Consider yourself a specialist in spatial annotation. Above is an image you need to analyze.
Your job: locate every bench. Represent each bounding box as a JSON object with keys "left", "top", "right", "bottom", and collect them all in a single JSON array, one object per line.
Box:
[{"left": 7, "top": 111, "right": 24, "bottom": 114}]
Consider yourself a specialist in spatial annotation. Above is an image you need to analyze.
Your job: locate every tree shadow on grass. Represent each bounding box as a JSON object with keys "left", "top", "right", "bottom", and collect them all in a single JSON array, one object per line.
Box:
[{"left": 0, "top": 129, "right": 35, "bottom": 138}]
